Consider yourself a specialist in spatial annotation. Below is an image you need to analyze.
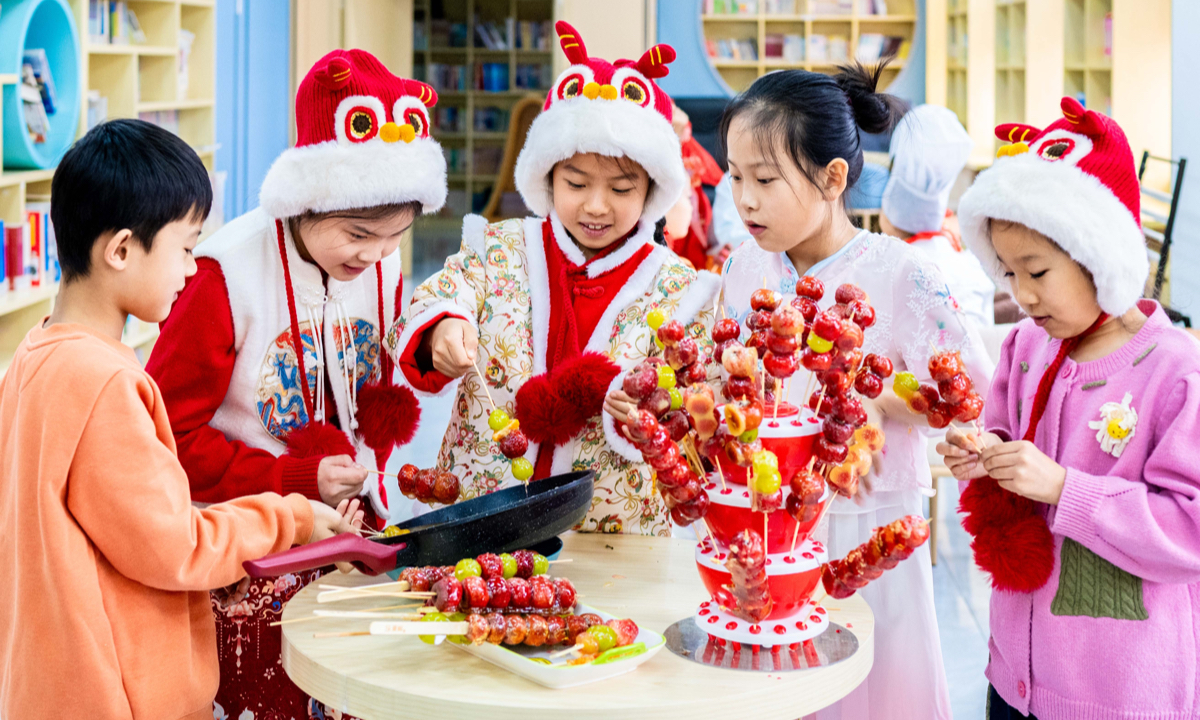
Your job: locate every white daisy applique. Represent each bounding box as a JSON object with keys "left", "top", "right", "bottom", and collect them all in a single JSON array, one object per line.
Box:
[{"left": 1087, "top": 392, "right": 1138, "bottom": 458}]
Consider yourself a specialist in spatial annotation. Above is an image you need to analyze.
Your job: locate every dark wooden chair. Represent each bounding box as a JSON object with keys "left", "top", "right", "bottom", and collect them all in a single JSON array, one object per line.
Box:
[{"left": 1138, "top": 151, "right": 1189, "bottom": 326}]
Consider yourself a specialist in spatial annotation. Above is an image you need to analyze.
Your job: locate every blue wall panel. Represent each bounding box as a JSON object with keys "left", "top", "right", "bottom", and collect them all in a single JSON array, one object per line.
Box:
[{"left": 215, "top": 0, "right": 291, "bottom": 218}]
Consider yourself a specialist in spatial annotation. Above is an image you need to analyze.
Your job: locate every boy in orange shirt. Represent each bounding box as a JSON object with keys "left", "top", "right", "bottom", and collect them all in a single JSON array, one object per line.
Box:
[{"left": 0, "top": 119, "right": 362, "bottom": 720}]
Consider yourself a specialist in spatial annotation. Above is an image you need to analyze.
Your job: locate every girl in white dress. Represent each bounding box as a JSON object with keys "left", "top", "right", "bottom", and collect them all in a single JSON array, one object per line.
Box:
[{"left": 718, "top": 64, "right": 994, "bottom": 720}]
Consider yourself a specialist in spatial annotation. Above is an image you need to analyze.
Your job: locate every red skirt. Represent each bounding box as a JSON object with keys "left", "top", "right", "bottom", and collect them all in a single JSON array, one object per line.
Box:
[{"left": 211, "top": 569, "right": 360, "bottom": 720}]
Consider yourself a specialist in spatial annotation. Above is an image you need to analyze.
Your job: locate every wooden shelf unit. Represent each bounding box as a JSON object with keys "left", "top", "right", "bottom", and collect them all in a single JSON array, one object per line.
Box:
[
  {"left": 927, "top": 0, "right": 1167, "bottom": 172},
  {"left": 0, "top": 1, "right": 219, "bottom": 377},
  {"left": 413, "top": 0, "right": 553, "bottom": 218},
  {"left": 701, "top": 1, "right": 917, "bottom": 95}
]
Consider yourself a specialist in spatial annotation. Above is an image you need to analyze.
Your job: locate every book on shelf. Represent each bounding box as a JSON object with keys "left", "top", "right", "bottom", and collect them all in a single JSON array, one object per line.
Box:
[
  {"left": 26, "top": 203, "right": 60, "bottom": 285},
  {"left": 0, "top": 206, "right": 59, "bottom": 293},
  {"left": 178, "top": 29, "right": 196, "bottom": 99},
  {"left": 861, "top": 0, "right": 889, "bottom": 14},
  {"left": 21, "top": 49, "right": 58, "bottom": 115},
  {"left": 765, "top": 0, "right": 797, "bottom": 13},
  {"left": 856, "top": 34, "right": 906, "bottom": 62},
  {"left": 515, "top": 63, "right": 550, "bottom": 90},
  {"left": 808, "top": 34, "right": 828, "bottom": 62},
  {"left": 473, "top": 107, "right": 509, "bottom": 133},
  {"left": 811, "top": 0, "right": 853, "bottom": 14},
  {"left": 138, "top": 110, "right": 180, "bottom": 136},
  {"left": 783, "top": 35, "right": 805, "bottom": 62},
  {"left": 475, "top": 63, "right": 510, "bottom": 93},
  {"left": 126, "top": 6, "right": 146, "bottom": 43},
  {"left": 515, "top": 21, "right": 552, "bottom": 51},
  {"left": 87, "top": 90, "right": 109, "bottom": 130},
  {"left": 705, "top": 0, "right": 758, "bottom": 13},
  {"left": 5, "top": 226, "right": 22, "bottom": 292},
  {"left": 1104, "top": 13, "right": 1112, "bottom": 57},
  {"left": 19, "top": 71, "right": 50, "bottom": 144},
  {"left": 764, "top": 33, "right": 806, "bottom": 62},
  {"left": 713, "top": 38, "right": 759, "bottom": 61}
]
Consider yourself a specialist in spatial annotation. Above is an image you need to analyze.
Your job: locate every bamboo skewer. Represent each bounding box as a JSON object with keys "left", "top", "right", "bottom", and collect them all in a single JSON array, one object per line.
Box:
[
  {"left": 789, "top": 521, "right": 802, "bottom": 557},
  {"left": 473, "top": 360, "right": 497, "bottom": 412},
  {"left": 317, "top": 587, "right": 434, "bottom": 604},
  {"left": 318, "top": 580, "right": 410, "bottom": 595},
  {"left": 271, "top": 603, "right": 423, "bottom": 627},
  {"left": 312, "top": 610, "right": 425, "bottom": 620},
  {"left": 714, "top": 456, "right": 728, "bottom": 493}
]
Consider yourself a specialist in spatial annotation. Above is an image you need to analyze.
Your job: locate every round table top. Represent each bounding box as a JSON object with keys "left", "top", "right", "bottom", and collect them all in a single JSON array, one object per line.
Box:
[{"left": 281, "top": 533, "right": 874, "bottom": 720}]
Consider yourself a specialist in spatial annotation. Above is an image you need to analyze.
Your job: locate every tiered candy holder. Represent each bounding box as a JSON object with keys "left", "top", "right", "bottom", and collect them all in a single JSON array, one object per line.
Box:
[{"left": 694, "top": 403, "right": 830, "bottom": 647}]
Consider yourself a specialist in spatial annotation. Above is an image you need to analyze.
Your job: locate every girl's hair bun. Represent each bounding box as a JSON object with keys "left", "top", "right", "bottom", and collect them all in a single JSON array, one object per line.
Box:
[{"left": 834, "top": 60, "right": 908, "bottom": 135}]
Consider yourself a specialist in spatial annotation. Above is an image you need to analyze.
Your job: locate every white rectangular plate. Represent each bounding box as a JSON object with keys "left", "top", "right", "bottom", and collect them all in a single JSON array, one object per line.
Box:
[{"left": 451, "top": 603, "right": 665, "bottom": 689}]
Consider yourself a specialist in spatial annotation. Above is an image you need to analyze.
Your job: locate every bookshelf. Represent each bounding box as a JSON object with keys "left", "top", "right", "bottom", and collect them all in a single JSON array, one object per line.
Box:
[
  {"left": 928, "top": 0, "right": 1168, "bottom": 173},
  {"left": 701, "top": 0, "right": 916, "bottom": 95},
  {"left": 0, "top": 0, "right": 218, "bottom": 379},
  {"left": 413, "top": 0, "right": 554, "bottom": 218}
]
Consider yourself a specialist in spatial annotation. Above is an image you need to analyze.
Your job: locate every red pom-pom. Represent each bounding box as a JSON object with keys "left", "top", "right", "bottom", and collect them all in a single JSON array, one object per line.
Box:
[
  {"left": 515, "top": 373, "right": 573, "bottom": 446},
  {"left": 971, "top": 518, "right": 1055, "bottom": 593},
  {"left": 959, "top": 475, "right": 1055, "bottom": 592},
  {"left": 355, "top": 381, "right": 421, "bottom": 468},
  {"left": 553, "top": 351, "right": 620, "bottom": 419},
  {"left": 286, "top": 420, "right": 354, "bottom": 459}
]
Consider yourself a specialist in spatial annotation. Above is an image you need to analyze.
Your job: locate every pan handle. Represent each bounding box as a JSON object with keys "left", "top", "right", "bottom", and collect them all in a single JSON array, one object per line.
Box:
[{"left": 243, "top": 534, "right": 402, "bottom": 578}]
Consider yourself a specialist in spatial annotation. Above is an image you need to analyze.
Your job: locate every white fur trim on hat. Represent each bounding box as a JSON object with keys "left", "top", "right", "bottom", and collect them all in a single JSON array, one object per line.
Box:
[
  {"left": 958, "top": 152, "right": 1148, "bottom": 317},
  {"left": 514, "top": 97, "right": 688, "bottom": 223},
  {"left": 259, "top": 137, "right": 448, "bottom": 218}
]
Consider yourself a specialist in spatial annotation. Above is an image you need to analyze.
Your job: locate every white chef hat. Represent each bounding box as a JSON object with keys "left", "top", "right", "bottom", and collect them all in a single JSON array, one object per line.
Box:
[{"left": 882, "top": 105, "right": 973, "bottom": 235}]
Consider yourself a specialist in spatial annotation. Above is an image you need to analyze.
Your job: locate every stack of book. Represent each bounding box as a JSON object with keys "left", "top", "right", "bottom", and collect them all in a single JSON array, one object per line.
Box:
[
  {"left": 20, "top": 50, "right": 57, "bottom": 145},
  {"left": 765, "top": 34, "right": 805, "bottom": 62},
  {"left": 473, "top": 107, "right": 508, "bottom": 133},
  {"left": 87, "top": 1, "right": 146, "bottom": 45},
  {"left": 856, "top": 34, "right": 909, "bottom": 62},
  {"left": 0, "top": 203, "right": 61, "bottom": 295},
  {"left": 475, "top": 63, "right": 510, "bottom": 92},
  {"left": 426, "top": 64, "right": 470, "bottom": 92},
  {"left": 706, "top": 38, "right": 759, "bottom": 61}
]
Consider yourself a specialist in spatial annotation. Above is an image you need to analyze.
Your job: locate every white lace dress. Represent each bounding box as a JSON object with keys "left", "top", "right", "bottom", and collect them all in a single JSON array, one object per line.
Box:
[{"left": 722, "top": 230, "right": 994, "bottom": 720}]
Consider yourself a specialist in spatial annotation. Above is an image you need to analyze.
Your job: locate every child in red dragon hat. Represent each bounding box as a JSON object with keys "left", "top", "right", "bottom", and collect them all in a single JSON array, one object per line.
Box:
[
  {"left": 941, "top": 98, "right": 1200, "bottom": 720},
  {"left": 146, "top": 49, "right": 443, "bottom": 718},
  {"left": 391, "top": 22, "right": 720, "bottom": 535}
]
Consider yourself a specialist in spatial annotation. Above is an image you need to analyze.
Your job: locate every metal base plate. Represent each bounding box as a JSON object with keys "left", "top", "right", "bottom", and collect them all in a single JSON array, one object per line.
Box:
[{"left": 664, "top": 616, "right": 859, "bottom": 672}]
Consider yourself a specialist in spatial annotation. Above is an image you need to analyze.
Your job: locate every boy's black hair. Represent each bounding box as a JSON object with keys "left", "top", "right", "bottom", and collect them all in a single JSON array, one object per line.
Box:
[
  {"left": 51, "top": 118, "right": 212, "bottom": 282},
  {"left": 718, "top": 60, "right": 909, "bottom": 209}
]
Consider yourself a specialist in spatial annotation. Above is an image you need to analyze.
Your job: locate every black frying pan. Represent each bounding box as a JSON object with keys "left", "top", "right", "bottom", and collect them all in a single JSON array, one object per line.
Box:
[{"left": 243, "top": 470, "right": 595, "bottom": 578}]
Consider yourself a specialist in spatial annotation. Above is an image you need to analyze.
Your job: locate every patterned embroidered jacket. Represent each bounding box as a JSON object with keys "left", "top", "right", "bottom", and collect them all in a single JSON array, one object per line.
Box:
[{"left": 389, "top": 213, "right": 720, "bottom": 536}]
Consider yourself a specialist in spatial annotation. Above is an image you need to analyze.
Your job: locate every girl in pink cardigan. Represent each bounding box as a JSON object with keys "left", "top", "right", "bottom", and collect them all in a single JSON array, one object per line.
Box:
[{"left": 939, "top": 98, "right": 1200, "bottom": 720}]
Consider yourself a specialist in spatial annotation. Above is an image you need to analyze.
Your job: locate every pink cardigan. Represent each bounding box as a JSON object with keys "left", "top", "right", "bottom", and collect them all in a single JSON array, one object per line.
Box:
[{"left": 981, "top": 301, "right": 1200, "bottom": 719}]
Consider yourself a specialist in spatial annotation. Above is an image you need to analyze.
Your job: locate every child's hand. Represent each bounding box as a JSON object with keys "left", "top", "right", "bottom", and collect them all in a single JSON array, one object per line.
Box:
[
  {"left": 936, "top": 426, "right": 1001, "bottom": 482},
  {"left": 429, "top": 318, "right": 478, "bottom": 378},
  {"left": 213, "top": 576, "right": 252, "bottom": 609},
  {"left": 308, "top": 497, "right": 365, "bottom": 542},
  {"left": 318, "top": 455, "right": 368, "bottom": 506},
  {"left": 604, "top": 389, "right": 638, "bottom": 425},
  {"left": 980, "top": 441, "right": 1067, "bottom": 505},
  {"left": 309, "top": 498, "right": 366, "bottom": 573}
]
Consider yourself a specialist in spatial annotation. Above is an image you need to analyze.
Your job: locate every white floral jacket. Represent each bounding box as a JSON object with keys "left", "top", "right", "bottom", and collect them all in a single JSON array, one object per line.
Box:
[{"left": 388, "top": 214, "right": 720, "bottom": 535}]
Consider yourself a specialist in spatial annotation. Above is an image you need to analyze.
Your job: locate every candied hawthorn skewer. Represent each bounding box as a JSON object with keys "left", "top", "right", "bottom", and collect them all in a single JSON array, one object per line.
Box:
[
  {"left": 820, "top": 515, "right": 930, "bottom": 599},
  {"left": 724, "top": 529, "right": 773, "bottom": 623}
]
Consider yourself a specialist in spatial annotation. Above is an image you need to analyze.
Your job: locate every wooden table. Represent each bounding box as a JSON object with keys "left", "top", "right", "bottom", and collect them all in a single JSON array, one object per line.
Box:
[{"left": 281, "top": 533, "right": 874, "bottom": 720}]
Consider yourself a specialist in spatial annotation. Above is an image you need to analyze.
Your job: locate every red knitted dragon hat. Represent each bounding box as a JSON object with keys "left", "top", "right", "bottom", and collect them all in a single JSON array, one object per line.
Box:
[
  {"left": 514, "top": 22, "right": 689, "bottom": 223},
  {"left": 959, "top": 96, "right": 1147, "bottom": 316},
  {"left": 260, "top": 48, "right": 447, "bottom": 218}
]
